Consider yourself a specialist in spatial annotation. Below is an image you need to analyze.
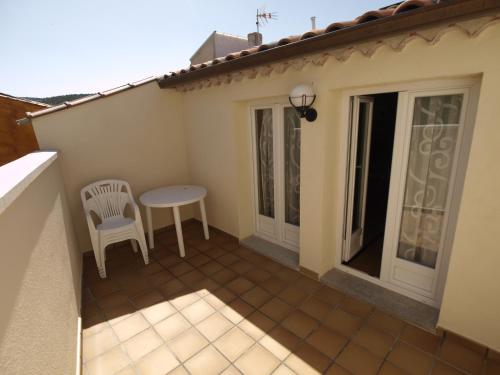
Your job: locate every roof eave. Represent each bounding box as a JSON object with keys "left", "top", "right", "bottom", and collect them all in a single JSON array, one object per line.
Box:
[
  {"left": 159, "top": 0, "right": 500, "bottom": 88},
  {"left": 17, "top": 76, "right": 157, "bottom": 125}
]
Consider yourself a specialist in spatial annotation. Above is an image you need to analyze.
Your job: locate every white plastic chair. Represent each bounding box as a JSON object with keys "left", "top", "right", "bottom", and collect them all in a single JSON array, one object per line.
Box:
[{"left": 81, "top": 179, "right": 149, "bottom": 278}]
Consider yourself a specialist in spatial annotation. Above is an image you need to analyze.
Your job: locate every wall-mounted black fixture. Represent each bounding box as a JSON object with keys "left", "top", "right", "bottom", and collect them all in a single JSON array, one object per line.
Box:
[{"left": 289, "top": 84, "right": 317, "bottom": 122}]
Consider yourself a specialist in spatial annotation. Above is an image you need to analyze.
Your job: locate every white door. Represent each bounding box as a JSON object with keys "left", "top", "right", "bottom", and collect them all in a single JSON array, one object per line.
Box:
[
  {"left": 343, "top": 96, "right": 374, "bottom": 262},
  {"left": 382, "top": 89, "right": 470, "bottom": 302},
  {"left": 251, "top": 105, "right": 301, "bottom": 251}
]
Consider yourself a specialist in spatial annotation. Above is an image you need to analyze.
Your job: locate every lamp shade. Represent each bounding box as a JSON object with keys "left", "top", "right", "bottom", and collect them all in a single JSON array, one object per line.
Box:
[{"left": 289, "top": 84, "right": 315, "bottom": 107}]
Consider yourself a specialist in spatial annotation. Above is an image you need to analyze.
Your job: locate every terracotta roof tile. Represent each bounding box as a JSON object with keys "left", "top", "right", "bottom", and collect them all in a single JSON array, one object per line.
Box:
[
  {"left": 277, "top": 35, "right": 301, "bottom": 45},
  {"left": 163, "top": 0, "right": 437, "bottom": 81},
  {"left": 395, "top": 0, "right": 434, "bottom": 14},
  {"left": 356, "top": 8, "right": 395, "bottom": 23}
]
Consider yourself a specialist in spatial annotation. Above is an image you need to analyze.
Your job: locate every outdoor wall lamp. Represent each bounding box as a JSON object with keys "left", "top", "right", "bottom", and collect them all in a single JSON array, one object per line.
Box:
[{"left": 289, "top": 84, "right": 317, "bottom": 122}]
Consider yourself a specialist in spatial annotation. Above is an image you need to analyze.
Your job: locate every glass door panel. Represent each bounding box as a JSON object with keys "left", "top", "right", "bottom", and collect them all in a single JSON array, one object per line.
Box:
[
  {"left": 343, "top": 97, "right": 374, "bottom": 262},
  {"left": 255, "top": 108, "right": 275, "bottom": 219},
  {"left": 396, "top": 94, "right": 463, "bottom": 269},
  {"left": 352, "top": 101, "right": 370, "bottom": 233},
  {"left": 252, "top": 104, "right": 301, "bottom": 252},
  {"left": 284, "top": 107, "right": 301, "bottom": 226}
]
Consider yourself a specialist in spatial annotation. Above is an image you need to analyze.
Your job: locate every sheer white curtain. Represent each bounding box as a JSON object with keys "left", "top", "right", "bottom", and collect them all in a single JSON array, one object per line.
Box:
[
  {"left": 257, "top": 109, "right": 274, "bottom": 218},
  {"left": 255, "top": 107, "right": 301, "bottom": 225},
  {"left": 284, "top": 108, "right": 301, "bottom": 226},
  {"left": 397, "top": 94, "right": 463, "bottom": 268}
]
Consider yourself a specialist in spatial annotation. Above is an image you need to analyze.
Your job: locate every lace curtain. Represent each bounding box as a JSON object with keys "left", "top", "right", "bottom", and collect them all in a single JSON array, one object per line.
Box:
[
  {"left": 284, "top": 108, "right": 301, "bottom": 226},
  {"left": 255, "top": 107, "right": 301, "bottom": 225},
  {"left": 397, "top": 94, "right": 463, "bottom": 268},
  {"left": 256, "top": 109, "right": 274, "bottom": 218}
]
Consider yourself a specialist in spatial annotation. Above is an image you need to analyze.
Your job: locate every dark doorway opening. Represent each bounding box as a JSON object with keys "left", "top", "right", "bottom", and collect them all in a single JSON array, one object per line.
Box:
[{"left": 344, "top": 92, "right": 398, "bottom": 277}]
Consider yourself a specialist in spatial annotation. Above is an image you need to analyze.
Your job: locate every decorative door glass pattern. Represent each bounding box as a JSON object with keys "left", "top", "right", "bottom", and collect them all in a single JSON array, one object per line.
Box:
[
  {"left": 284, "top": 107, "right": 301, "bottom": 226},
  {"left": 255, "top": 108, "right": 274, "bottom": 218},
  {"left": 397, "top": 94, "right": 463, "bottom": 268}
]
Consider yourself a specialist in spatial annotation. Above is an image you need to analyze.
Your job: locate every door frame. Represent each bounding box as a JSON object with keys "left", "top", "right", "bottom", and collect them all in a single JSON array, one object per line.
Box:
[
  {"left": 250, "top": 102, "right": 301, "bottom": 252},
  {"left": 334, "top": 77, "right": 480, "bottom": 307},
  {"left": 382, "top": 87, "right": 470, "bottom": 302},
  {"left": 343, "top": 96, "right": 374, "bottom": 262}
]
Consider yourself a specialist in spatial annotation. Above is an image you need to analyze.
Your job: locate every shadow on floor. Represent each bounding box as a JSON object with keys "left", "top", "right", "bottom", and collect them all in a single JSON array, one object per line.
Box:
[{"left": 81, "top": 221, "right": 494, "bottom": 375}]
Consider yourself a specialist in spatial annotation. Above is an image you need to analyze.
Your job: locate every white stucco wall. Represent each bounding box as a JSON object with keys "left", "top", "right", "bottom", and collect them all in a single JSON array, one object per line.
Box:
[
  {"left": 32, "top": 83, "right": 192, "bottom": 252},
  {"left": 0, "top": 155, "right": 81, "bottom": 374},
  {"left": 181, "top": 25, "right": 500, "bottom": 350},
  {"left": 25, "top": 20, "right": 500, "bottom": 351}
]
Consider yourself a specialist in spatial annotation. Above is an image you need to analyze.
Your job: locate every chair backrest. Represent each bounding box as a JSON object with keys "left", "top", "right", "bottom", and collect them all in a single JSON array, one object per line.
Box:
[{"left": 81, "top": 179, "right": 134, "bottom": 221}]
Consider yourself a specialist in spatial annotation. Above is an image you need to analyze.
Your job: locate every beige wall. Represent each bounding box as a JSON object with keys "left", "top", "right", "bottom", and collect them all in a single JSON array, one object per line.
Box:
[
  {"left": 182, "top": 26, "right": 500, "bottom": 350},
  {"left": 0, "top": 158, "right": 81, "bottom": 374},
  {"left": 27, "top": 23, "right": 500, "bottom": 351},
  {"left": 33, "top": 83, "right": 192, "bottom": 252}
]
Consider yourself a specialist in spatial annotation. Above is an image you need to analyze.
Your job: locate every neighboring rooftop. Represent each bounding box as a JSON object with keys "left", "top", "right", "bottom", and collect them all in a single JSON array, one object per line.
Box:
[
  {"left": 22, "top": 93, "right": 93, "bottom": 106},
  {"left": 190, "top": 31, "right": 256, "bottom": 66},
  {"left": 0, "top": 93, "right": 50, "bottom": 108}
]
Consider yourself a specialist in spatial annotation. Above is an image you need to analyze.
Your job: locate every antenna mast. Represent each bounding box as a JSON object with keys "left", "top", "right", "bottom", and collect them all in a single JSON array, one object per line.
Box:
[{"left": 256, "top": 7, "right": 278, "bottom": 34}]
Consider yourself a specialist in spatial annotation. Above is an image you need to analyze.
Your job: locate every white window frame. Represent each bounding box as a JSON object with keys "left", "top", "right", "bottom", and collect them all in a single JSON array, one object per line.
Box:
[{"left": 250, "top": 103, "right": 301, "bottom": 252}]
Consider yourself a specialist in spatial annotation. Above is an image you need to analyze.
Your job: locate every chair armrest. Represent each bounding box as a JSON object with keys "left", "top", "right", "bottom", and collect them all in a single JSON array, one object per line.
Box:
[
  {"left": 84, "top": 209, "right": 97, "bottom": 231},
  {"left": 132, "top": 202, "right": 142, "bottom": 221}
]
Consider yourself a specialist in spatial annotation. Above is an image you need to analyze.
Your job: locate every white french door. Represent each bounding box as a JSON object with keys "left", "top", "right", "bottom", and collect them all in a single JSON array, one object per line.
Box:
[
  {"left": 381, "top": 88, "right": 470, "bottom": 304},
  {"left": 251, "top": 104, "right": 301, "bottom": 251},
  {"left": 341, "top": 83, "right": 475, "bottom": 306},
  {"left": 343, "top": 96, "right": 374, "bottom": 262}
]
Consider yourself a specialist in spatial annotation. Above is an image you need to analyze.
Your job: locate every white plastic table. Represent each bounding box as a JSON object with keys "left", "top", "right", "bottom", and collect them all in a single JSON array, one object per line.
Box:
[{"left": 139, "top": 185, "right": 209, "bottom": 257}]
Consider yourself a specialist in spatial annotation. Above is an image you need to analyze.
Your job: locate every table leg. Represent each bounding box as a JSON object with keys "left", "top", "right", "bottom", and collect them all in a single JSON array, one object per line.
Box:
[
  {"left": 200, "top": 198, "right": 209, "bottom": 240},
  {"left": 146, "top": 206, "right": 154, "bottom": 249},
  {"left": 173, "top": 206, "right": 185, "bottom": 257}
]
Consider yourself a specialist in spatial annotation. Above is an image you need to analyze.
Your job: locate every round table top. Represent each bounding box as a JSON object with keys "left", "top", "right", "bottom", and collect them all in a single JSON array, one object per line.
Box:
[{"left": 139, "top": 185, "right": 207, "bottom": 208}]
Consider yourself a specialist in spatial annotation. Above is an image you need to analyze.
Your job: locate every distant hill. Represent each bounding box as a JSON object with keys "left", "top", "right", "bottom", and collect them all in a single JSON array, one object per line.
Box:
[{"left": 22, "top": 94, "right": 93, "bottom": 106}]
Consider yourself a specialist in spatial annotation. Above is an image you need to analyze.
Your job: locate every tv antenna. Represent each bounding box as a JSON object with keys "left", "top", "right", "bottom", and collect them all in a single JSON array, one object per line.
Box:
[{"left": 256, "top": 7, "right": 277, "bottom": 33}]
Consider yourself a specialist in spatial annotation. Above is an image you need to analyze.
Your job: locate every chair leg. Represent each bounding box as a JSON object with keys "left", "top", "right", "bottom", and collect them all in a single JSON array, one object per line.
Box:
[
  {"left": 90, "top": 235, "right": 106, "bottom": 278},
  {"left": 138, "top": 237, "right": 149, "bottom": 265},
  {"left": 98, "top": 239, "right": 107, "bottom": 278},
  {"left": 90, "top": 238, "right": 101, "bottom": 272},
  {"left": 130, "top": 239, "right": 138, "bottom": 253},
  {"left": 94, "top": 250, "right": 106, "bottom": 278}
]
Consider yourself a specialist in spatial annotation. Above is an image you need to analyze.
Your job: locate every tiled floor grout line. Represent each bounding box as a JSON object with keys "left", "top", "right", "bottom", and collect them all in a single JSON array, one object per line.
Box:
[
  {"left": 83, "top": 285, "right": 139, "bottom": 373},
  {"left": 83, "top": 228, "right": 491, "bottom": 375},
  {"left": 130, "top": 239, "right": 227, "bottom": 373},
  {"left": 160, "top": 242, "right": 322, "bottom": 374},
  {"left": 88, "top": 247, "right": 360, "bottom": 375},
  {"left": 373, "top": 309, "right": 405, "bottom": 375},
  {"left": 396, "top": 333, "right": 473, "bottom": 375},
  {"left": 141, "top": 243, "right": 260, "bottom": 374},
  {"left": 85, "top": 252, "right": 202, "bottom": 373},
  {"left": 82, "top": 234, "right": 242, "bottom": 373},
  {"left": 323, "top": 304, "right": 376, "bottom": 375},
  {"left": 147, "top": 270, "right": 227, "bottom": 374},
  {"left": 171, "top": 242, "right": 355, "bottom": 375}
]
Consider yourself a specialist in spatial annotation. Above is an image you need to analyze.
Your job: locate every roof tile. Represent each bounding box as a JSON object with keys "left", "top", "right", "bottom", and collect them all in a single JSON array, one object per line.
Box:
[{"left": 165, "top": 0, "right": 436, "bottom": 80}]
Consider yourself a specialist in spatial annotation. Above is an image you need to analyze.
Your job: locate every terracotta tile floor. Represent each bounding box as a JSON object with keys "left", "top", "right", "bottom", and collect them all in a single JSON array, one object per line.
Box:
[{"left": 81, "top": 221, "right": 499, "bottom": 375}]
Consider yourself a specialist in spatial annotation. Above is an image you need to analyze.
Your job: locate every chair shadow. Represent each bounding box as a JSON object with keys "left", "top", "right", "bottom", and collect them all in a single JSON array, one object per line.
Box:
[{"left": 82, "top": 221, "right": 345, "bottom": 374}]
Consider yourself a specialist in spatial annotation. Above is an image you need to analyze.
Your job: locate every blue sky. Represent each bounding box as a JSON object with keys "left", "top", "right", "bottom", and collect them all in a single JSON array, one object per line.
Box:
[{"left": 0, "top": 0, "right": 391, "bottom": 97}]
